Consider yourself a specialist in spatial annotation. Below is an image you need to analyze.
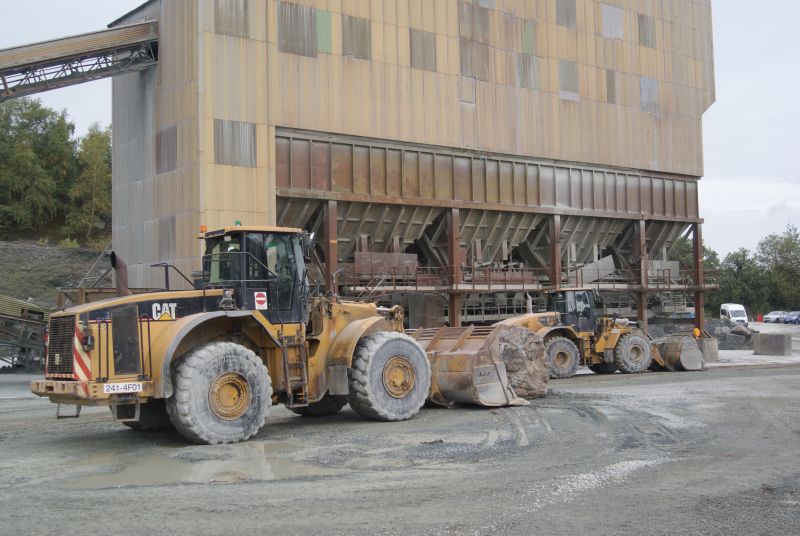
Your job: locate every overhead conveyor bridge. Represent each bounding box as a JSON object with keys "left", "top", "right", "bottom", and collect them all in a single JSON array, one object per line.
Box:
[{"left": 0, "top": 21, "right": 158, "bottom": 102}]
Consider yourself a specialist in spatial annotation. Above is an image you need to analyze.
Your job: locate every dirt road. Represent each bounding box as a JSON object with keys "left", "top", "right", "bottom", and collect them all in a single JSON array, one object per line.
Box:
[{"left": 1, "top": 367, "right": 798, "bottom": 535}]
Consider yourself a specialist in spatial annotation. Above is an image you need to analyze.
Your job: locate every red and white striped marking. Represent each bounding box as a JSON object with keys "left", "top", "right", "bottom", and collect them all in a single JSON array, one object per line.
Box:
[{"left": 72, "top": 326, "right": 91, "bottom": 397}]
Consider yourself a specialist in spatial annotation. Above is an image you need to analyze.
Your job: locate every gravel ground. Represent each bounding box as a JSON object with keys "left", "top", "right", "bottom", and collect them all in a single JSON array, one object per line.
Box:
[{"left": 1, "top": 367, "right": 799, "bottom": 535}]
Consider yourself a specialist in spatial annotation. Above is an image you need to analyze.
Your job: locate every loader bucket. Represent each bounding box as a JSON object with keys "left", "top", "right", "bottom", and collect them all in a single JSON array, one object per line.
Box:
[
  {"left": 651, "top": 336, "right": 704, "bottom": 371},
  {"left": 407, "top": 325, "right": 528, "bottom": 408}
]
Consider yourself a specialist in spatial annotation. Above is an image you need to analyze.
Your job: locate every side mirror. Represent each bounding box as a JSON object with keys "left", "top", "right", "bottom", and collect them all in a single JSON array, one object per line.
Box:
[{"left": 302, "top": 232, "right": 314, "bottom": 262}]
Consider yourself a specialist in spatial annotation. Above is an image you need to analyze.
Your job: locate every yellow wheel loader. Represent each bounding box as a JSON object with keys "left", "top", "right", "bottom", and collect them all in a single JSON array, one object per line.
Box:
[
  {"left": 31, "top": 226, "right": 525, "bottom": 444},
  {"left": 498, "top": 288, "right": 653, "bottom": 379}
]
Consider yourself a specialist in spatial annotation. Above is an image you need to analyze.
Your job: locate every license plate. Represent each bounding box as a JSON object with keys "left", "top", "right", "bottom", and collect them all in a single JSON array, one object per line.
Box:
[{"left": 103, "top": 382, "right": 143, "bottom": 394}]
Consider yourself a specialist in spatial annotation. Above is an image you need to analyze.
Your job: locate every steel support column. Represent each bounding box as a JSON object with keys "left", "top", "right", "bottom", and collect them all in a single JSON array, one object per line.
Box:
[
  {"left": 324, "top": 200, "right": 338, "bottom": 292},
  {"left": 550, "top": 214, "right": 562, "bottom": 288},
  {"left": 693, "top": 223, "right": 705, "bottom": 331},
  {"left": 635, "top": 219, "right": 648, "bottom": 332},
  {"left": 447, "top": 208, "right": 461, "bottom": 327}
]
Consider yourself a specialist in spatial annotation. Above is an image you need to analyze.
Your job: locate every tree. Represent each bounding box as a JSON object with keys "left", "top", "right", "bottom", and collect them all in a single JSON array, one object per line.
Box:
[
  {"left": 716, "top": 248, "right": 770, "bottom": 313},
  {"left": 670, "top": 236, "right": 720, "bottom": 271},
  {"left": 756, "top": 225, "right": 800, "bottom": 309},
  {"left": 0, "top": 98, "right": 76, "bottom": 235},
  {"left": 64, "top": 124, "right": 112, "bottom": 241}
]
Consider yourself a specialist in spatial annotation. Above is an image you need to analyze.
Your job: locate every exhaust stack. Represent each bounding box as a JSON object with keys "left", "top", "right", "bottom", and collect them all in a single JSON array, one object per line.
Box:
[{"left": 109, "top": 251, "right": 132, "bottom": 297}]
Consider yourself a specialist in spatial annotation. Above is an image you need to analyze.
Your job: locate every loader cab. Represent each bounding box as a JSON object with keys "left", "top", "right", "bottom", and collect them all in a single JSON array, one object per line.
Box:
[
  {"left": 546, "top": 288, "right": 598, "bottom": 333},
  {"left": 202, "top": 226, "right": 308, "bottom": 324}
]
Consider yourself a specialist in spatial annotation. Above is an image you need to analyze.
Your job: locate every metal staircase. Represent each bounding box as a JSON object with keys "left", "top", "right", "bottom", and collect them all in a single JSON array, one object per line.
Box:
[{"left": 280, "top": 337, "right": 309, "bottom": 408}]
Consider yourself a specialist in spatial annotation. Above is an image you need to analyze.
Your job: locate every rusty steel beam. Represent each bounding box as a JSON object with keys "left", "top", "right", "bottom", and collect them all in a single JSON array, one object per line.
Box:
[
  {"left": 693, "top": 223, "right": 705, "bottom": 330},
  {"left": 447, "top": 208, "right": 461, "bottom": 327},
  {"left": 635, "top": 219, "right": 649, "bottom": 332},
  {"left": 324, "top": 200, "right": 337, "bottom": 292},
  {"left": 549, "top": 214, "right": 561, "bottom": 289}
]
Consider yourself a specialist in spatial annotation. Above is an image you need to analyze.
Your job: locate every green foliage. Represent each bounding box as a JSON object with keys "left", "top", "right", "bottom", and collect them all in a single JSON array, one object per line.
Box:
[
  {"left": 0, "top": 97, "right": 111, "bottom": 245},
  {"left": 64, "top": 124, "right": 112, "bottom": 241},
  {"left": 672, "top": 226, "right": 800, "bottom": 314},
  {"left": 716, "top": 249, "right": 770, "bottom": 313},
  {"left": 755, "top": 225, "right": 800, "bottom": 309},
  {"left": 0, "top": 98, "right": 76, "bottom": 233},
  {"left": 670, "top": 236, "right": 720, "bottom": 271},
  {"left": 58, "top": 237, "right": 80, "bottom": 249}
]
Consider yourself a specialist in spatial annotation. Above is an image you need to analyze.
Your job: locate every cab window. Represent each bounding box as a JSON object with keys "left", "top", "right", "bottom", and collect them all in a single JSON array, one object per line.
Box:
[{"left": 204, "top": 235, "right": 242, "bottom": 283}]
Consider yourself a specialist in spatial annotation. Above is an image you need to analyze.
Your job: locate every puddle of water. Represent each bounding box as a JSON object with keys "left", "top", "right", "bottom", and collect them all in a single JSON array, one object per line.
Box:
[{"left": 65, "top": 441, "right": 347, "bottom": 490}]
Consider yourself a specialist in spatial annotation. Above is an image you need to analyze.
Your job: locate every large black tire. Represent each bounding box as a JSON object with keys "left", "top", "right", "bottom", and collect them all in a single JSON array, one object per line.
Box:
[
  {"left": 348, "top": 332, "right": 431, "bottom": 422},
  {"left": 614, "top": 333, "right": 653, "bottom": 373},
  {"left": 588, "top": 362, "right": 617, "bottom": 375},
  {"left": 290, "top": 394, "right": 348, "bottom": 417},
  {"left": 544, "top": 337, "right": 580, "bottom": 379},
  {"left": 116, "top": 399, "right": 174, "bottom": 431},
  {"left": 166, "top": 342, "right": 272, "bottom": 444}
]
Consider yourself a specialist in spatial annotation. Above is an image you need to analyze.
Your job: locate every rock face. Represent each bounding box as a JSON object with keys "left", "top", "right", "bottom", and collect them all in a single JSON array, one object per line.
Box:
[{"left": 498, "top": 326, "right": 548, "bottom": 399}]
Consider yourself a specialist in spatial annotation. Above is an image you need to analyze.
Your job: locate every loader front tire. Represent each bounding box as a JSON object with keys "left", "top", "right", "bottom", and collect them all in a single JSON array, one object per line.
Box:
[
  {"left": 290, "top": 394, "right": 348, "bottom": 417},
  {"left": 166, "top": 342, "right": 272, "bottom": 444},
  {"left": 544, "top": 337, "right": 580, "bottom": 378},
  {"left": 117, "top": 399, "right": 174, "bottom": 431},
  {"left": 614, "top": 333, "right": 652, "bottom": 374},
  {"left": 348, "top": 332, "right": 431, "bottom": 422}
]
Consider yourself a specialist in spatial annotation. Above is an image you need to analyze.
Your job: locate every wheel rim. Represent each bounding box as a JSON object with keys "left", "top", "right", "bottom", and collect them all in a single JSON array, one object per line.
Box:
[
  {"left": 382, "top": 356, "right": 416, "bottom": 398},
  {"left": 554, "top": 350, "right": 571, "bottom": 368},
  {"left": 628, "top": 344, "right": 644, "bottom": 363},
  {"left": 209, "top": 372, "right": 250, "bottom": 420}
]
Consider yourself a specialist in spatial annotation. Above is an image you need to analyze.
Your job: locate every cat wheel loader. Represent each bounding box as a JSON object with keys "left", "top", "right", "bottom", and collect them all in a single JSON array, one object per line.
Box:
[
  {"left": 31, "top": 225, "right": 525, "bottom": 444},
  {"left": 498, "top": 288, "right": 653, "bottom": 379}
]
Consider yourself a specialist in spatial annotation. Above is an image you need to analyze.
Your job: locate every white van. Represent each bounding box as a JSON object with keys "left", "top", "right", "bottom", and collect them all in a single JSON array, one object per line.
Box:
[{"left": 720, "top": 303, "right": 748, "bottom": 327}]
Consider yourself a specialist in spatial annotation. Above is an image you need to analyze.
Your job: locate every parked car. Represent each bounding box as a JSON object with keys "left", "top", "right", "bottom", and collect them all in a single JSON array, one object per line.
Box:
[
  {"left": 784, "top": 311, "right": 800, "bottom": 324},
  {"left": 763, "top": 311, "right": 788, "bottom": 323},
  {"left": 720, "top": 303, "right": 748, "bottom": 326}
]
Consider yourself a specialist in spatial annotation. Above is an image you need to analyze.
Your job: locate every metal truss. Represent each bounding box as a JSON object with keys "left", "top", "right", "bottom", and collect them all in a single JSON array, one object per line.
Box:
[{"left": 1, "top": 41, "right": 157, "bottom": 102}]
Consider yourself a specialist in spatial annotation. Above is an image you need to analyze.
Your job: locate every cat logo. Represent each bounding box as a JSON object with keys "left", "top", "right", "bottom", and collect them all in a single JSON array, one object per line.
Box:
[{"left": 152, "top": 302, "right": 178, "bottom": 321}]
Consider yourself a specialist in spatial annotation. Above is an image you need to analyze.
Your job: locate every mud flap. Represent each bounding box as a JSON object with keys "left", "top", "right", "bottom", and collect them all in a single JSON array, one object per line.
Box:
[
  {"left": 56, "top": 404, "right": 82, "bottom": 419},
  {"left": 110, "top": 402, "right": 141, "bottom": 422}
]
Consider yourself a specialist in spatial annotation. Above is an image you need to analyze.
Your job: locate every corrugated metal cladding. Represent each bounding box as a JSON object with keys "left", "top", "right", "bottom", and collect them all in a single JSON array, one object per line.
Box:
[
  {"left": 342, "top": 15, "right": 371, "bottom": 61},
  {"left": 606, "top": 70, "right": 616, "bottom": 104},
  {"left": 559, "top": 60, "right": 579, "bottom": 102},
  {"left": 0, "top": 21, "right": 158, "bottom": 70},
  {"left": 518, "top": 55, "right": 539, "bottom": 90},
  {"left": 155, "top": 125, "right": 176, "bottom": 174},
  {"left": 214, "top": 0, "right": 248, "bottom": 38},
  {"left": 638, "top": 14, "right": 657, "bottom": 48},
  {"left": 277, "top": 1, "right": 316, "bottom": 57},
  {"left": 214, "top": 119, "right": 256, "bottom": 168},
  {"left": 640, "top": 77, "right": 660, "bottom": 113},
  {"left": 410, "top": 29, "right": 436, "bottom": 72},
  {"left": 275, "top": 131, "right": 699, "bottom": 222},
  {"left": 556, "top": 0, "right": 577, "bottom": 29},
  {"left": 601, "top": 4, "right": 624, "bottom": 40}
]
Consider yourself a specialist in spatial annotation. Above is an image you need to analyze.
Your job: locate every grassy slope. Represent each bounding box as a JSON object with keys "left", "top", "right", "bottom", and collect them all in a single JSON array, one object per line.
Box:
[{"left": 0, "top": 241, "right": 105, "bottom": 308}]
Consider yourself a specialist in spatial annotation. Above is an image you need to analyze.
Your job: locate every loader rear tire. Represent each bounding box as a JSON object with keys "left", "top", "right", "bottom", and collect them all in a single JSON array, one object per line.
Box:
[
  {"left": 588, "top": 362, "right": 617, "bottom": 375},
  {"left": 117, "top": 399, "right": 174, "bottom": 431},
  {"left": 290, "top": 395, "right": 348, "bottom": 417},
  {"left": 544, "top": 337, "right": 580, "bottom": 379},
  {"left": 348, "top": 332, "right": 431, "bottom": 422},
  {"left": 166, "top": 342, "right": 272, "bottom": 444},
  {"left": 614, "top": 333, "right": 652, "bottom": 374}
]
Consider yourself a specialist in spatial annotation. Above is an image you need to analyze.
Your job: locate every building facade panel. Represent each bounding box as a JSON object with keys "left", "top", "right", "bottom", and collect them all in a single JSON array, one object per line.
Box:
[{"left": 111, "top": 0, "right": 715, "bottom": 291}]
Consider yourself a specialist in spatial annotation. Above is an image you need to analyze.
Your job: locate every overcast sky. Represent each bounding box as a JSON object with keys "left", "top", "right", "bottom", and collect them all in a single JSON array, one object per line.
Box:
[{"left": 1, "top": 0, "right": 798, "bottom": 257}]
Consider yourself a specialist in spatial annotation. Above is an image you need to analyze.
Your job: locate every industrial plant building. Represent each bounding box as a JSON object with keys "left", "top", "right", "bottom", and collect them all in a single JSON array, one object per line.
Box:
[{"left": 2, "top": 0, "right": 717, "bottom": 328}]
